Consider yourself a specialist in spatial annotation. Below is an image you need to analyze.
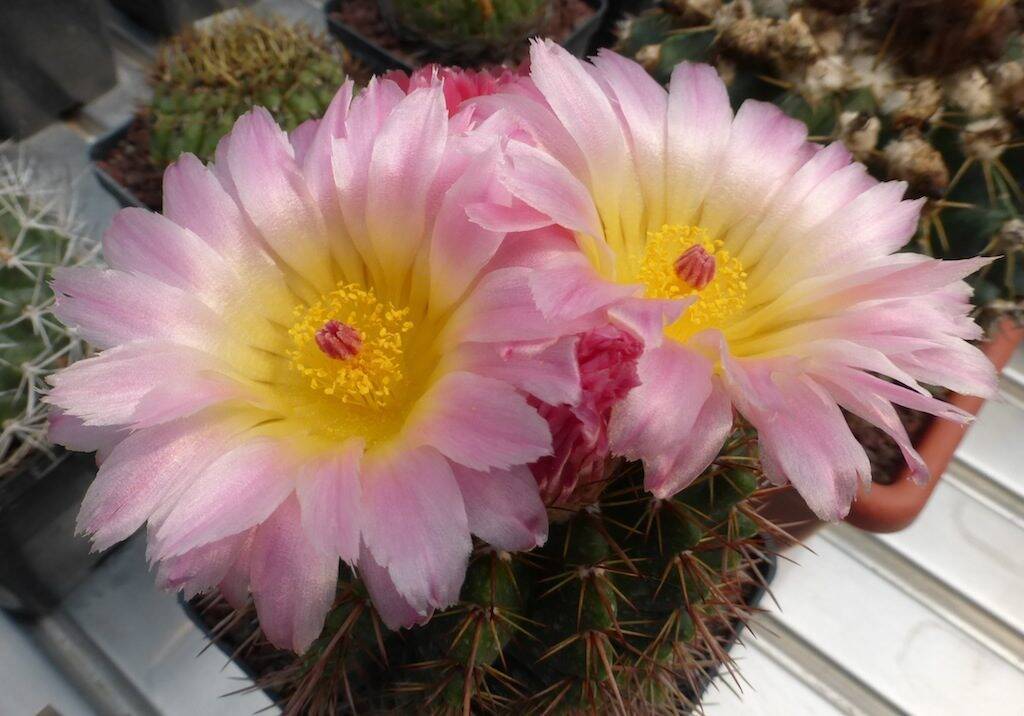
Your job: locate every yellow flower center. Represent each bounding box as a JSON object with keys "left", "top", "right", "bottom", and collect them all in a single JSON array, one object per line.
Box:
[
  {"left": 634, "top": 225, "right": 748, "bottom": 342},
  {"left": 286, "top": 283, "right": 413, "bottom": 410}
]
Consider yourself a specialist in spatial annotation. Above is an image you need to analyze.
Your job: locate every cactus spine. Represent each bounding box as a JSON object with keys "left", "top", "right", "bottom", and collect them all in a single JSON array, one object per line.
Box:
[
  {"left": 148, "top": 12, "right": 345, "bottom": 168},
  {"left": 0, "top": 156, "right": 97, "bottom": 479}
]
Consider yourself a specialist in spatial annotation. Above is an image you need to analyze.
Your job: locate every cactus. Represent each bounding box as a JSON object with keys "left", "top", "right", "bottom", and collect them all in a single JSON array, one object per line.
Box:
[
  {"left": 147, "top": 12, "right": 345, "bottom": 168},
  {"left": 195, "top": 426, "right": 779, "bottom": 714},
  {"left": 0, "top": 156, "right": 97, "bottom": 479},
  {"left": 616, "top": 0, "right": 1024, "bottom": 326},
  {"left": 382, "top": 0, "right": 550, "bottom": 65}
]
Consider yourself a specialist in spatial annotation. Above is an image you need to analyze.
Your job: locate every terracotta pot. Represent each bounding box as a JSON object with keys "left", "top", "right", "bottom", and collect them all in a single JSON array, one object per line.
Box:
[{"left": 759, "top": 318, "right": 1024, "bottom": 538}]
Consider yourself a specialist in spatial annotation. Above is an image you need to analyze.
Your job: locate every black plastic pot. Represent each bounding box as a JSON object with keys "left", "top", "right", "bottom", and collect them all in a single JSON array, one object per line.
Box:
[
  {"left": 0, "top": 0, "right": 117, "bottom": 140},
  {"left": 108, "top": 0, "right": 243, "bottom": 36},
  {"left": 89, "top": 120, "right": 148, "bottom": 210},
  {"left": 324, "top": 0, "right": 609, "bottom": 75},
  {"left": 0, "top": 451, "right": 107, "bottom": 615}
]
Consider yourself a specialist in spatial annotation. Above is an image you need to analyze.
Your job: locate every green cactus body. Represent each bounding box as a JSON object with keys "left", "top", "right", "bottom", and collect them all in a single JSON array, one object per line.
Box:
[
  {"left": 615, "top": 0, "right": 1024, "bottom": 326},
  {"left": 147, "top": 13, "right": 345, "bottom": 168},
  {"left": 196, "top": 430, "right": 776, "bottom": 714},
  {"left": 383, "top": 0, "right": 551, "bottom": 65},
  {"left": 0, "top": 157, "right": 96, "bottom": 478}
]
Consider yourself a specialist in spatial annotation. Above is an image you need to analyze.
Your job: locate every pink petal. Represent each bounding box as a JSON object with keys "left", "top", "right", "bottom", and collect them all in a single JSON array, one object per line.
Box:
[
  {"left": 816, "top": 374, "right": 928, "bottom": 484},
  {"left": 408, "top": 371, "right": 551, "bottom": 471},
  {"left": 155, "top": 529, "right": 253, "bottom": 599},
  {"left": 161, "top": 155, "right": 294, "bottom": 326},
  {"left": 298, "top": 81, "right": 367, "bottom": 284},
  {"left": 451, "top": 464, "right": 547, "bottom": 551},
  {"left": 445, "top": 266, "right": 597, "bottom": 344},
  {"left": 223, "top": 108, "right": 333, "bottom": 291},
  {"left": 52, "top": 267, "right": 223, "bottom": 351},
  {"left": 590, "top": 49, "right": 668, "bottom": 227},
  {"left": 251, "top": 495, "right": 338, "bottom": 653},
  {"left": 527, "top": 252, "right": 637, "bottom": 323},
  {"left": 428, "top": 147, "right": 508, "bottom": 312},
  {"left": 665, "top": 62, "right": 733, "bottom": 225},
  {"left": 102, "top": 208, "right": 232, "bottom": 299},
  {"left": 468, "top": 92, "right": 589, "bottom": 179},
  {"left": 358, "top": 543, "right": 429, "bottom": 630},
  {"left": 724, "top": 358, "right": 870, "bottom": 521},
  {"left": 296, "top": 440, "right": 364, "bottom": 564},
  {"left": 48, "top": 411, "right": 125, "bottom": 460},
  {"left": 606, "top": 296, "right": 691, "bottom": 348},
  {"left": 46, "top": 342, "right": 234, "bottom": 428},
  {"left": 365, "top": 87, "right": 448, "bottom": 281},
  {"left": 500, "top": 140, "right": 603, "bottom": 238},
  {"left": 360, "top": 447, "right": 471, "bottom": 614},
  {"left": 699, "top": 100, "right": 809, "bottom": 237},
  {"left": 153, "top": 438, "right": 294, "bottom": 559},
  {"left": 76, "top": 415, "right": 238, "bottom": 551},
  {"left": 735, "top": 141, "right": 853, "bottom": 266},
  {"left": 218, "top": 532, "right": 256, "bottom": 609},
  {"left": 454, "top": 337, "right": 581, "bottom": 407},
  {"left": 608, "top": 343, "right": 732, "bottom": 497}
]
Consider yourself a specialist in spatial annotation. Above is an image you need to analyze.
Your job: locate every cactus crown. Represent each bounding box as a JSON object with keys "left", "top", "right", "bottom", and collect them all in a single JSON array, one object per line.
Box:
[
  {"left": 197, "top": 427, "right": 779, "bottom": 714},
  {"left": 383, "top": 0, "right": 550, "bottom": 65},
  {"left": 148, "top": 12, "right": 345, "bottom": 167},
  {"left": 617, "top": 0, "right": 1024, "bottom": 326},
  {"left": 0, "top": 156, "right": 97, "bottom": 479}
]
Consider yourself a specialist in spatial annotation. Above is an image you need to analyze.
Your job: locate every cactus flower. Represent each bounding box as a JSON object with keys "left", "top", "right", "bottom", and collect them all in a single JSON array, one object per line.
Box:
[
  {"left": 45, "top": 79, "right": 584, "bottom": 651},
  {"left": 481, "top": 42, "right": 997, "bottom": 520}
]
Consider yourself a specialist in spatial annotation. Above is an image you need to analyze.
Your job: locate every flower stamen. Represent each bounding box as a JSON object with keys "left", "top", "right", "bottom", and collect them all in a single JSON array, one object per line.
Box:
[
  {"left": 674, "top": 245, "right": 716, "bottom": 290},
  {"left": 315, "top": 320, "right": 362, "bottom": 360},
  {"left": 287, "top": 283, "right": 413, "bottom": 409},
  {"left": 635, "top": 224, "right": 748, "bottom": 342}
]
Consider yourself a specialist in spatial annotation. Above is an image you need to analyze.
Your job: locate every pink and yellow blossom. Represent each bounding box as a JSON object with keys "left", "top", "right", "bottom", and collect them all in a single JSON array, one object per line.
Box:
[
  {"left": 46, "top": 78, "right": 581, "bottom": 651},
  {"left": 479, "top": 42, "right": 997, "bottom": 520}
]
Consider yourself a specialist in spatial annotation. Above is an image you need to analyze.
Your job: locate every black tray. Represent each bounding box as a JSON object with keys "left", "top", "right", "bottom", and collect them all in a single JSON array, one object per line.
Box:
[
  {"left": 88, "top": 120, "right": 147, "bottom": 210},
  {"left": 324, "top": 0, "right": 610, "bottom": 75},
  {"left": 0, "top": 450, "right": 109, "bottom": 615}
]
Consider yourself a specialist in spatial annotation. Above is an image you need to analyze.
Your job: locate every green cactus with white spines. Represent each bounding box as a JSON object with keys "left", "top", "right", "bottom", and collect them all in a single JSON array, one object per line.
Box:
[
  {"left": 196, "top": 428, "right": 778, "bottom": 714},
  {"left": 0, "top": 156, "right": 97, "bottom": 479},
  {"left": 616, "top": 0, "right": 1024, "bottom": 326},
  {"left": 383, "top": 0, "right": 550, "bottom": 65},
  {"left": 148, "top": 12, "right": 345, "bottom": 168}
]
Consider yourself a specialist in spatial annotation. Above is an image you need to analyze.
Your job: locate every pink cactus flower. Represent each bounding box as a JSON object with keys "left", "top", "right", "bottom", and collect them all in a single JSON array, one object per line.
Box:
[
  {"left": 384, "top": 64, "right": 525, "bottom": 116},
  {"left": 45, "top": 79, "right": 584, "bottom": 651},
  {"left": 530, "top": 325, "right": 642, "bottom": 507},
  {"left": 477, "top": 41, "right": 997, "bottom": 521}
]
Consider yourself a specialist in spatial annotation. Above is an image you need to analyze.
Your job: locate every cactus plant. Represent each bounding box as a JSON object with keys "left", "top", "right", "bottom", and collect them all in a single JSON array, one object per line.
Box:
[
  {"left": 194, "top": 427, "right": 779, "bottom": 714},
  {"left": 147, "top": 12, "right": 345, "bottom": 167},
  {"left": 0, "top": 156, "right": 97, "bottom": 479},
  {"left": 616, "top": 0, "right": 1024, "bottom": 326},
  {"left": 381, "top": 0, "right": 551, "bottom": 65}
]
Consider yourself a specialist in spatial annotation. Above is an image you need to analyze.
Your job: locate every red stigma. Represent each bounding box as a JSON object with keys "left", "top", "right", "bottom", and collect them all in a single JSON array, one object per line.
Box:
[
  {"left": 673, "top": 245, "right": 716, "bottom": 291},
  {"left": 315, "top": 320, "right": 362, "bottom": 360}
]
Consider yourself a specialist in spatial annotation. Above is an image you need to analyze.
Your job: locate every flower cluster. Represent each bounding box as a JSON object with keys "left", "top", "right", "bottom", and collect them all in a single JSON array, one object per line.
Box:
[{"left": 47, "top": 50, "right": 994, "bottom": 652}]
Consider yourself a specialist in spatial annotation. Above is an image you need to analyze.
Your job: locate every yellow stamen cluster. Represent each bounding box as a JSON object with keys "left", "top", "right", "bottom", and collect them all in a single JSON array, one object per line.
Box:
[
  {"left": 636, "top": 224, "right": 748, "bottom": 341},
  {"left": 286, "top": 283, "right": 413, "bottom": 409}
]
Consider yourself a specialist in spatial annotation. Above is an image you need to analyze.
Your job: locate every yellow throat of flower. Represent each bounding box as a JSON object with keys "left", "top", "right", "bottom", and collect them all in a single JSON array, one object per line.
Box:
[
  {"left": 286, "top": 282, "right": 414, "bottom": 410},
  {"left": 634, "top": 224, "right": 748, "bottom": 342}
]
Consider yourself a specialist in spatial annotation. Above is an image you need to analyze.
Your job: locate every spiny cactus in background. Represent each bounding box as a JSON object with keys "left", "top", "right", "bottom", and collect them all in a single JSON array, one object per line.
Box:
[
  {"left": 148, "top": 12, "right": 345, "bottom": 168},
  {"left": 382, "top": 0, "right": 550, "bottom": 65},
  {"left": 616, "top": 0, "right": 1024, "bottom": 326},
  {"left": 0, "top": 156, "right": 97, "bottom": 479},
  {"left": 196, "top": 427, "right": 780, "bottom": 714}
]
